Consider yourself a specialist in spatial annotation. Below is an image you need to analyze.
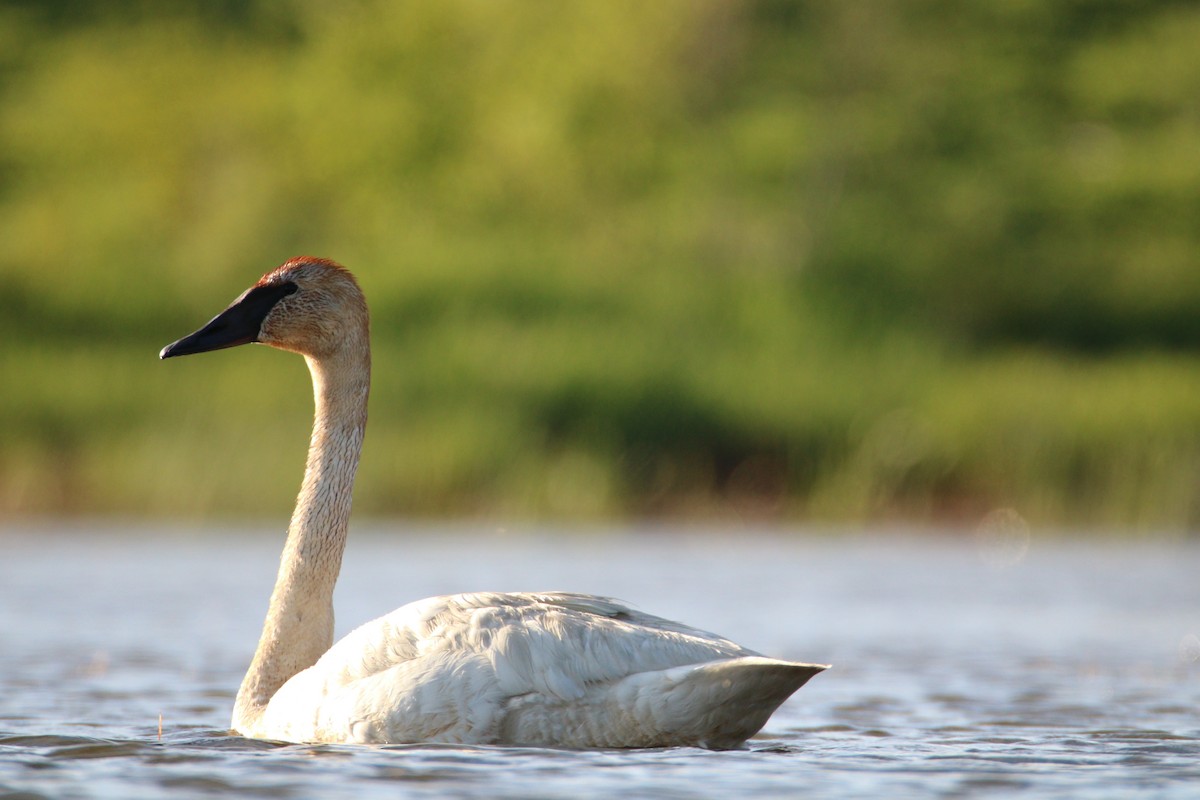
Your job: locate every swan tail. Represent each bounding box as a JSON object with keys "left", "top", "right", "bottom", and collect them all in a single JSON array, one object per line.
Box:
[
  {"left": 641, "top": 657, "right": 828, "bottom": 749},
  {"left": 500, "top": 656, "right": 827, "bottom": 749}
]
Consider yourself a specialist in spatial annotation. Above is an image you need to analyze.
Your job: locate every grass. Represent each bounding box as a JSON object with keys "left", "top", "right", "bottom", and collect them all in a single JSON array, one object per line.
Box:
[{"left": 6, "top": 327, "right": 1200, "bottom": 531}]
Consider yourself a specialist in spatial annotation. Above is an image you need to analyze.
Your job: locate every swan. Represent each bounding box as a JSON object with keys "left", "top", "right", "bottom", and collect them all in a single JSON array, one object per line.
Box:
[{"left": 159, "top": 257, "right": 827, "bottom": 748}]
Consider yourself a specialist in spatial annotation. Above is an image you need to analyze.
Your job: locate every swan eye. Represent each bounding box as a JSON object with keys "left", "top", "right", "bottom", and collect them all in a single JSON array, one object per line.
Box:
[
  {"left": 237, "top": 279, "right": 299, "bottom": 329},
  {"left": 248, "top": 280, "right": 299, "bottom": 307},
  {"left": 219, "top": 280, "right": 299, "bottom": 327}
]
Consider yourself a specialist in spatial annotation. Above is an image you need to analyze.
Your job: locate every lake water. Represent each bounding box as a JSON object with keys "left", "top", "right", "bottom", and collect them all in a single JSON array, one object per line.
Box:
[{"left": 1, "top": 523, "right": 1197, "bottom": 798}]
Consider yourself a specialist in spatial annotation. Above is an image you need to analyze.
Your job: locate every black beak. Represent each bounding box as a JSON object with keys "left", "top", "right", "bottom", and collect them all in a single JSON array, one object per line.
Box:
[{"left": 160, "top": 281, "right": 298, "bottom": 359}]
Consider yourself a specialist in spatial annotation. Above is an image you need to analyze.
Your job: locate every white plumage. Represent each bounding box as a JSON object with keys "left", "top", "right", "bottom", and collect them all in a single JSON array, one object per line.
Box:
[
  {"left": 259, "top": 591, "right": 818, "bottom": 748},
  {"left": 160, "top": 258, "right": 826, "bottom": 749}
]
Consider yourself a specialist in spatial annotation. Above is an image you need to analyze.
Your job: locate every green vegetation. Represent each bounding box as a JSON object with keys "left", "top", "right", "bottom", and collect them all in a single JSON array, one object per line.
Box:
[{"left": 2, "top": 1, "right": 1200, "bottom": 529}]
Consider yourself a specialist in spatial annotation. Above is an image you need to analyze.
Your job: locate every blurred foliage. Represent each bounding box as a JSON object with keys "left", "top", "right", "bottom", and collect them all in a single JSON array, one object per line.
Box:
[{"left": 1, "top": 0, "right": 1199, "bottom": 529}]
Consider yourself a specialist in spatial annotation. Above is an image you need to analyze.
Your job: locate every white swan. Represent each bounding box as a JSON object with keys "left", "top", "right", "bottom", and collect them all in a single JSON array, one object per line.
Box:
[{"left": 160, "top": 257, "right": 827, "bottom": 749}]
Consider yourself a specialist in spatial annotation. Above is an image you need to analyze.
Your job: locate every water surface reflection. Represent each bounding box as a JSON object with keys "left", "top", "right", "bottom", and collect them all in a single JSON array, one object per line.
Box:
[{"left": 1, "top": 525, "right": 1197, "bottom": 798}]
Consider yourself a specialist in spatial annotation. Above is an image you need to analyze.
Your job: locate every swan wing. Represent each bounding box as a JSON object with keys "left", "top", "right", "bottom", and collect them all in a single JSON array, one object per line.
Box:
[{"left": 260, "top": 591, "right": 819, "bottom": 746}]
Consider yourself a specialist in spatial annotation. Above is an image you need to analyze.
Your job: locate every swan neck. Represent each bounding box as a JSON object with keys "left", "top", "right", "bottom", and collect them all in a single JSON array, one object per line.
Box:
[{"left": 233, "top": 343, "right": 370, "bottom": 733}]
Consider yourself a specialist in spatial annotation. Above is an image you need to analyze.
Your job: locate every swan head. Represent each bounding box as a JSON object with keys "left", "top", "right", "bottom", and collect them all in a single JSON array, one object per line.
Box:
[{"left": 160, "top": 257, "right": 368, "bottom": 360}]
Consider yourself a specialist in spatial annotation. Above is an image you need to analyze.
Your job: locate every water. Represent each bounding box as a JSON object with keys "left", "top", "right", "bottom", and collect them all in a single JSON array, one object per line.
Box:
[{"left": 1, "top": 524, "right": 1197, "bottom": 798}]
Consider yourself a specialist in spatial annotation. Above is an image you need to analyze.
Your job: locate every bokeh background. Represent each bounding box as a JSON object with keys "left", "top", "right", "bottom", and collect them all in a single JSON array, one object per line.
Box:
[{"left": 3, "top": 0, "right": 1200, "bottom": 530}]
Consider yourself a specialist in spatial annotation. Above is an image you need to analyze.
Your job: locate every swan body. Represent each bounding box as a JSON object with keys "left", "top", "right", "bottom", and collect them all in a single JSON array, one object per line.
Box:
[{"left": 160, "top": 257, "right": 826, "bottom": 749}]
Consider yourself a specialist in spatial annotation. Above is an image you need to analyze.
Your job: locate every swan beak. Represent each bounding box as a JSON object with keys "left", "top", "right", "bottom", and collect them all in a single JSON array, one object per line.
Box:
[{"left": 160, "top": 281, "right": 298, "bottom": 359}]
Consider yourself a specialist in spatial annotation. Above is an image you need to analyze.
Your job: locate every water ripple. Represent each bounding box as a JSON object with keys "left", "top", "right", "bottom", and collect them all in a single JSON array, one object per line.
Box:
[{"left": 2, "top": 531, "right": 1199, "bottom": 798}]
